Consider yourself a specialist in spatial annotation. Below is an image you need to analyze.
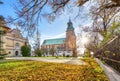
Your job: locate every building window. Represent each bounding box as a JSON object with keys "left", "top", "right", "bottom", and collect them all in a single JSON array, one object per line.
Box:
[
  {"left": 8, "top": 51, "right": 11, "bottom": 54},
  {"left": 15, "top": 43, "right": 19, "bottom": 47},
  {"left": 25, "top": 42, "right": 27, "bottom": 45}
]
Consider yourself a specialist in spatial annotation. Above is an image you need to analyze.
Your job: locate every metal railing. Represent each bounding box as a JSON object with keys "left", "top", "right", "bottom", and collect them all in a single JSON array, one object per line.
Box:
[{"left": 94, "top": 34, "right": 120, "bottom": 72}]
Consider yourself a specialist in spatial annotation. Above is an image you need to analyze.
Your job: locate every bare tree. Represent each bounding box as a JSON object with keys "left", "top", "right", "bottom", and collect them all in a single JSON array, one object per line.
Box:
[
  {"left": 81, "top": 26, "right": 100, "bottom": 52},
  {"left": 11, "top": 0, "right": 95, "bottom": 35},
  {"left": 77, "top": 0, "right": 120, "bottom": 8},
  {"left": 12, "top": 0, "right": 71, "bottom": 36},
  {"left": 33, "top": 27, "right": 41, "bottom": 56},
  {"left": 90, "top": 0, "right": 120, "bottom": 37},
  {"left": 50, "top": 48, "right": 55, "bottom": 56},
  {"left": 0, "top": 0, "right": 3, "bottom": 4},
  {"left": 6, "top": 0, "right": 119, "bottom": 36}
]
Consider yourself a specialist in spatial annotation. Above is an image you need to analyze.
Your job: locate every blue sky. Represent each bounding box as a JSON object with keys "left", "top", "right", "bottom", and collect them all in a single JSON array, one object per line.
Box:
[{"left": 0, "top": 0, "right": 93, "bottom": 44}]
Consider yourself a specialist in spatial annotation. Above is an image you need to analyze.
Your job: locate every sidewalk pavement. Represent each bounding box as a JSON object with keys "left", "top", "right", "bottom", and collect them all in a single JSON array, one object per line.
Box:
[
  {"left": 96, "top": 58, "right": 120, "bottom": 81},
  {"left": 5, "top": 57, "right": 86, "bottom": 65},
  {"left": 65, "top": 57, "right": 86, "bottom": 65}
]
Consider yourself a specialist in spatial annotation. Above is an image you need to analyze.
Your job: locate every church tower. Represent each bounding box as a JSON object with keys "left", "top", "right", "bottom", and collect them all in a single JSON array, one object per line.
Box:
[{"left": 66, "top": 18, "right": 76, "bottom": 57}]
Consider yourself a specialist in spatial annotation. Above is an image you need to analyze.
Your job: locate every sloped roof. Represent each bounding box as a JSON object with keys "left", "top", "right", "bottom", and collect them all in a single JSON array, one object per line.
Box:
[
  {"left": 42, "top": 38, "right": 66, "bottom": 45},
  {"left": 2, "top": 26, "right": 11, "bottom": 29},
  {"left": 1, "top": 26, "right": 11, "bottom": 33}
]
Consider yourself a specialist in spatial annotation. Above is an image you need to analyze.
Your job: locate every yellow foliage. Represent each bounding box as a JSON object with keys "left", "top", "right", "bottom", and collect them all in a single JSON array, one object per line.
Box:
[{"left": 0, "top": 59, "right": 109, "bottom": 81}]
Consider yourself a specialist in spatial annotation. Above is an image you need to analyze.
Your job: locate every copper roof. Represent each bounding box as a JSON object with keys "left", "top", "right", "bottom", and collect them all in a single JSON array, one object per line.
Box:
[{"left": 42, "top": 38, "right": 66, "bottom": 45}]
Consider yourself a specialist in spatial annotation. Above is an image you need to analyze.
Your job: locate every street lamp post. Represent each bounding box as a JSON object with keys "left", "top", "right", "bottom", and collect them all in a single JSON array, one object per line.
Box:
[{"left": 91, "top": 52, "right": 94, "bottom": 57}]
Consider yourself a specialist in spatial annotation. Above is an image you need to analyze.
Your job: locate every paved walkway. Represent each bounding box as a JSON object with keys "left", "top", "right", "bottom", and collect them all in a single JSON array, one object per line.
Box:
[
  {"left": 5, "top": 57, "right": 86, "bottom": 65},
  {"left": 65, "top": 57, "right": 86, "bottom": 65},
  {"left": 96, "top": 58, "right": 120, "bottom": 81}
]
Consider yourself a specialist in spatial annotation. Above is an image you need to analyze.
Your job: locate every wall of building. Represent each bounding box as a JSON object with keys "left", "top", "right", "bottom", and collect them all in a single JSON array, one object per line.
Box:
[{"left": 2, "top": 27, "right": 27, "bottom": 56}]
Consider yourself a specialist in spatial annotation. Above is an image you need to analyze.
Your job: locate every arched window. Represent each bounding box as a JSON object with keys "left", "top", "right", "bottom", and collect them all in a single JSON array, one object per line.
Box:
[{"left": 15, "top": 43, "right": 19, "bottom": 47}]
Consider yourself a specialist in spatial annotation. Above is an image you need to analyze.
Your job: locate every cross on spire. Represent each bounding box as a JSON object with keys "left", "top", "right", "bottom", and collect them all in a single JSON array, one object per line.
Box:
[{"left": 69, "top": 17, "right": 71, "bottom": 22}]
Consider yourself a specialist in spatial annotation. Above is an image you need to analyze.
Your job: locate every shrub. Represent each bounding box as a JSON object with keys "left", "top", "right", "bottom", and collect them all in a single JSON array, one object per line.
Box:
[
  {"left": 0, "top": 54, "right": 6, "bottom": 59},
  {"left": 84, "top": 49, "right": 91, "bottom": 57},
  {"left": 66, "top": 55, "right": 70, "bottom": 57},
  {"left": 0, "top": 29, "right": 7, "bottom": 59},
  {"left": 0, "top": 49, "right": 7, "bottom": 59},
  {"left": 21, "top": 45, "right": 31, "bottom": 57},
  {"left": 35, "top": 49, "right": 42, "bottom": 57}
]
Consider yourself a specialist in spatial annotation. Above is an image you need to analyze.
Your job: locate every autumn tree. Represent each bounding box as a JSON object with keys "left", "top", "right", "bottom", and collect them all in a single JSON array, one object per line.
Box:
[
  {"left": 90, "top": 0, "right": 120, "bottom": 37},
  {"left": 82, "top": 26, "right": 100, "bottom": 52},
  {"left": 0, "top": 16, "right": 7, "bottom": 59},
  {"left": 0, "top": 2, "right": 7, "bottom": 59},
  {"left": 77, "top": 0, "right": 120, "bottom": 8},
  {"left": 12, "top": 0, "right": 71, "bottom": 35},
  {"left": 33, "top": 27, "right": 42, "bottom": 56},
  {"left": 5, "top": 0, "right": 118, "bottom": 35},
  {"left": 7, "top": 0, "right": 90, "bottom": 35}
]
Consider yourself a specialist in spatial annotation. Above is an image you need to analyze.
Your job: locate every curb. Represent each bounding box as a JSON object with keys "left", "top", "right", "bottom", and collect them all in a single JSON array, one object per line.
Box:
[{"left": 95, "top": 58, "right": 120, "bottom": 81}]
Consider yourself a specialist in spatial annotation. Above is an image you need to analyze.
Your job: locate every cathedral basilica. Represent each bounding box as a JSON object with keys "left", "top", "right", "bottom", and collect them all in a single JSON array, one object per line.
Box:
[{"left": 41, "top": 19, "right": 76, "bottom": 56}]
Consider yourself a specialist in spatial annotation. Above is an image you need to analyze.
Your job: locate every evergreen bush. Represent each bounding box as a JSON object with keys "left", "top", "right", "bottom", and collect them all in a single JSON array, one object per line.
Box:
[{"left": 21, "top": 45, "right": 31, "bottom": 57}]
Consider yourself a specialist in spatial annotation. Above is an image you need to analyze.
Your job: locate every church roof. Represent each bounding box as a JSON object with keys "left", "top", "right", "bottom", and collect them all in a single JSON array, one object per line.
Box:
[
  {"left": 42, "top": 38, "right": 66, "bottom": 45},
  {"left": 67, "top": 18, "right": 74, "bottom": 31}
]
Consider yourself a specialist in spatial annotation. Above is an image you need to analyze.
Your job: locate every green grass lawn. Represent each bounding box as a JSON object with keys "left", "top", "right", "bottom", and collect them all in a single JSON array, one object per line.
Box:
[{"left": 0, "top": 58, "right": 109, "bottom": 81}]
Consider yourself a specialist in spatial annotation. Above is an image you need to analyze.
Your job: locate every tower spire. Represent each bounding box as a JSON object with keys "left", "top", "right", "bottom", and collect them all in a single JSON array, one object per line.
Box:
[
  {"left": 16, "top": 24, "right": 18, "bottom": 30},
  {"left": 69, "top": 17, "right": 71, "bottom": 22},
  {"left": 67, "top": 17, "right": 74, "bottom": 31}
]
